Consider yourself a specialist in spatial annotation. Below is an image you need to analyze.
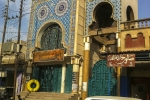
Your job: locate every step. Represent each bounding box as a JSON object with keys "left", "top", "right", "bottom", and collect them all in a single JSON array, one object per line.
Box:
[
  {"left": 15, "top": 91, "right": 30, "bottom": 100},
  {"left": 27, "top": 95, "right": 73, "bottom": 99},
  {"left": 25, "top": 98, "right": 43, "bottom": 100},
  {"left": 22, "top": 92, "right": 79, "bottom": 100}
]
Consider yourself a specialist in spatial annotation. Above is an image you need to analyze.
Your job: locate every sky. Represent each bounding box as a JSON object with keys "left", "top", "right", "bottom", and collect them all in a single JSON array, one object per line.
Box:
[
  {"left": 138, "top": 0, "right": 150, "bottom": 19},
  {"left": 0, "top": 0, "right": 150, "bottom": 43},
  {"left": 0, "top": 0, "right": 31, "bottom": 42}
]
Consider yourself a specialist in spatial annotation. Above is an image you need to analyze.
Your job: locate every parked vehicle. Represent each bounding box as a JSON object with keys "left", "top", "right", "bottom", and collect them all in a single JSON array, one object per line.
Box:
[{"left": 85, "top": 96, "right": 141, "bottom": 100}]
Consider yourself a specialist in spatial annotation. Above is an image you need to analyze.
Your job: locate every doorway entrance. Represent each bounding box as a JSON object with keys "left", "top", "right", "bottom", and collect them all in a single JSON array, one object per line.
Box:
[
  {"left": 32, "top": 65, "right": 62, "bottom": 92},
  {"left": 131, "top": 77, "right": 150, "bottom": 100}
]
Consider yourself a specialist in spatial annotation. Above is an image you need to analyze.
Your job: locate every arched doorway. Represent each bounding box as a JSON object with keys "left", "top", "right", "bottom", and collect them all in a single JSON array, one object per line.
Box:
[
  {"left": 91, "top": 2, "right": 116, "bottom": 29},
  {"left": 32, "top": 24, "right": 73, "bottom": 93},
  {"left": 88, "top": 60, "right": 117, "bottom": 96}
]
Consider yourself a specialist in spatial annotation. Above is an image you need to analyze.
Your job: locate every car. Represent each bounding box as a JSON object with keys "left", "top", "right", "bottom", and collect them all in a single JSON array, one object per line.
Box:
[{"left": 85, "top": 96, "right": 141, "bottom": 100}]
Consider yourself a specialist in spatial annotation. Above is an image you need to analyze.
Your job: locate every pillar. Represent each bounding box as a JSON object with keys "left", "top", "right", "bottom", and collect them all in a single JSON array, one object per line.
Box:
[
  {"left": 61, "top": 64, "right": 66, "bottom": 93},
  {"left": 82, "top": 36, "right": 91, "bottom": 100},
  {"left": 117, "top": 32, "right": 121, "bottom": 96},
  {"left": 78, "top": 62, "right": 83, "bottom": 94},
  {"left": 71, "top": 57, "right": 80, "bottom": 93}
]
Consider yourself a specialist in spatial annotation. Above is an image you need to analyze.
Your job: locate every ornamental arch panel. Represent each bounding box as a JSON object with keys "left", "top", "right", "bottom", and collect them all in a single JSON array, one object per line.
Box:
[
  {"left": 91, "top": 2, "right": 117, "bottom": 29},
  {"left": 41, "top": 24, "right": 63, "bottom": 50},
  {"left": 35, "top": 19, "right": 66, "bottom": 49}
]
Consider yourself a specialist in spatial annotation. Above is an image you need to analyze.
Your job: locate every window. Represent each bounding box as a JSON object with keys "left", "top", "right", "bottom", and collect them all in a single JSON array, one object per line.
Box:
[{"left": 41, "top": 24, "right": 63, "bottom": 50}]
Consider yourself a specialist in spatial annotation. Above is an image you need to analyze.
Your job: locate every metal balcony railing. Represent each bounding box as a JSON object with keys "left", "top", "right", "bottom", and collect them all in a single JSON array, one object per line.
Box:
[{"left": 121, "top": 18, "right": 150, "bottom": 30}]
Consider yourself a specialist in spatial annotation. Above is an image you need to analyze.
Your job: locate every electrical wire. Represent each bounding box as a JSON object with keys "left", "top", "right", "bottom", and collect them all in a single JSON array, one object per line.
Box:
[
  {"left": 8, "top": 8, "right": 20, "bottom": 12},
  {"left": 0, "top": 0, "right": 44, "bottom": 42}
]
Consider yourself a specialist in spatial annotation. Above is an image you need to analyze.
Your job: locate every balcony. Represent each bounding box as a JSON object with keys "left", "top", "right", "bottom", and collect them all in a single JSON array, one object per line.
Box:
[
  {"left": 89, "top": 27, "right": 117, "bottom": 36},
  {"left": 120, "top": 18, "right": 150, "bottom": 52}
]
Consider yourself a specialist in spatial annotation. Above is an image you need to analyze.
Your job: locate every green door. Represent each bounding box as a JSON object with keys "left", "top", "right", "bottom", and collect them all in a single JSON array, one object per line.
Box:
[
  {"left": 65, "top": 64, "right": 73, "bottom": 93},
  {"left": 88, "top": 60, "right": 117, "bottom": 96},
  {"left": 32, "top": 65, "right": 62, "bottom": 92},
  {"left": 52, "top": 66, "right": 62, "bottom": 92},
  {"left": 32, "top": 66, "right": 40, "bottom": 80}
]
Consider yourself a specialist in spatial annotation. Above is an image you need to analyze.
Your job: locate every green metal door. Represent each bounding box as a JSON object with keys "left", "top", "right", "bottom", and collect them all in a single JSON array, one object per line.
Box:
[
  {"left": 52, "top": 65, "right": 62, "bottom": 92},
  {"left": 39, "top": 66, "right": 53, "bottom": 91},
  {"left": 88, "top": 60, "right": 117, "bottom": 96},
  {"left": 32, "top": 65, "right": 62, "bottom": 92},
  {"left": 32, "top": 66, "right": 40, "bottom": 80},
  {"left": 65, "top": 64, "right": 73, "bottom": 93}
]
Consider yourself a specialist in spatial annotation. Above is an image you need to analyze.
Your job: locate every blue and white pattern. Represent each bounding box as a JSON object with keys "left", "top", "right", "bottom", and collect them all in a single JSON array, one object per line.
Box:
[
  {"left": 26, "top": 0, "right": 76, "bottom": 59},
  {"left": 55, "top": 0, "right": 69, "bottom": 16},
  {"left": 37, "top": 5, "right": 49, "bottom": 20},
  {"left": 85, "top": 0, "right": 121, "bottom": 35}
]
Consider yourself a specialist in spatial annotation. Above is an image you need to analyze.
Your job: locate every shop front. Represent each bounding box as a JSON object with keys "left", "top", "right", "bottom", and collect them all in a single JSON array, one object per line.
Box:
[
  {"left": 107, "top": 53, "right": 150, "bottom": 100},
  {"left": 31, "top": 49, "right": 73, "bottom": 93}
]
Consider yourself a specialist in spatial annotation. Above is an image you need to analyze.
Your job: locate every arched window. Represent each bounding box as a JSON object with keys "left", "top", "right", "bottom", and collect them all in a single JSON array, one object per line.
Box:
[
  {"left": 125, "top": 34, "right": 132, "bottom": 48},
  {"left": 137, "top": 33, "right": 145, "bottom": 47},
  {"left": 41, "top": 24, "right": 63, "bottom": 50},
  {"left": 126, "top": 6, "right": 135, "bottom": 21}
]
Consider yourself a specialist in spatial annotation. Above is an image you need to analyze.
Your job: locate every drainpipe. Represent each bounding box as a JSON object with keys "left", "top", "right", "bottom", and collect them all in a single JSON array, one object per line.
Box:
[
  {"left": 82, "top": 36, "right": 91, "bottom": 100},
  {"left": 61, "top": 64, "right": 66, "bottom": 93}
]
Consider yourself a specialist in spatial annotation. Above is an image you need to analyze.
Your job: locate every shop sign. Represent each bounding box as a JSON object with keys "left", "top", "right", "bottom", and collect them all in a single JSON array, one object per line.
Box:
[
  {"left": 33, "top": 49, "right": 64, "bottom": 62},
  {"left": 107, "top": 54, "right": 135, "bottom": 67}
]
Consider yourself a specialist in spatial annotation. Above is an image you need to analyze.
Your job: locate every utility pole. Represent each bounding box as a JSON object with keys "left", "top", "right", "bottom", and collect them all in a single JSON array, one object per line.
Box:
[
  {"left": 0, "top": 0, "right": 9, "bottom": 87},
  {"left": 13, "top": 0, "right": 24, "bottom": 99},
  {"left": 0, "top": 0, "right": 9, "bottom": 58}
]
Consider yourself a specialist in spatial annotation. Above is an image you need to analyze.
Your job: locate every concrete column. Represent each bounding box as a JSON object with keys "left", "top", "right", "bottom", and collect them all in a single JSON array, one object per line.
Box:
[
  {"left": 117, "top": 32, "right": 121, "bottom": 96},
  {"left": 78, "top": 63, "right": 83, "bottom": 94},
  {"left": 72, "top": 57, "right": 80, "bottom": 93},
  {"left": 82, "top": 36, "right": 91, "bottom": 100},
  {"left": 61, "top": 64, "right": 66, "bottom": 93}
]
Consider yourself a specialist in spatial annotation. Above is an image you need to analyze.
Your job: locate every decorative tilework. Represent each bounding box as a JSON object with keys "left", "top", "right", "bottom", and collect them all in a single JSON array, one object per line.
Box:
[
  {"left": 85, "top": 0, "right": 121, "bottom": 35},
  {"left": 37, "top": 5, "right": 49, "bottom": 20},
  {"left": 26, "top": 0, "right": 77, "bottom": 59},
  {"left": 55, "top": 0, "right": 69, "bottom": 16}
]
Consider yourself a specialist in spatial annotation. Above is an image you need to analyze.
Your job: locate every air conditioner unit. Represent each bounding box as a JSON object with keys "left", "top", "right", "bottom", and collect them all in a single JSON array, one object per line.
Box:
[
  {"left": 2, "top": 42, "right": 17, "bottom": 53},
  {"left": 1, "top": 55, "right": 15, "bottom": 64},
  {"left": 0, "top": 71, "right": 7, "bottom": 77}
]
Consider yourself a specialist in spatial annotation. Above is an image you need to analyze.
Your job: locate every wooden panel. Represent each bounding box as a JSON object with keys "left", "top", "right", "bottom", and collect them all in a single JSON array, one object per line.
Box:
[
  {"left": 33, "top": 49, "right": 64, "bottom": 62},
  {"left": 89, "top": 27, "right": 117, "bottom": 35}
]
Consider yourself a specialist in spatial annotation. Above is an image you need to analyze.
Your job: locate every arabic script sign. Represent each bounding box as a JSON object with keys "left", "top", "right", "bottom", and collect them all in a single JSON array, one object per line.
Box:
[
  {"left": 33, "top": 49, "right": 64, "bottom": 62},
  {"left": 107, "top": 54, "right": 135, "bottom": 67}
]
